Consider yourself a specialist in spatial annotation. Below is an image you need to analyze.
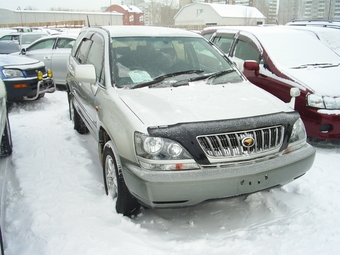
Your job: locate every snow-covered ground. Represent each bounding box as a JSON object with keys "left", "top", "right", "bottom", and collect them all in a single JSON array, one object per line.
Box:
[{"left": 1, "top": 90, "right": 340, "bottom": 255}]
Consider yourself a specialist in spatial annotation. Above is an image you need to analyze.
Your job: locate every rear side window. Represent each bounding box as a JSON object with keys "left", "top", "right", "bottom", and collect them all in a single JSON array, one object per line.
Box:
[
  {"left": 212, "top": 34, "right": 235, "bottom": 55},
  {"left": 56, "top": 38, "right": 75, "bottom": 49},
  {"left": 28, "top": 38, "right": 55, "bottom": 51},
  {"left": 232, "top": 36, "right": 261, "bottom": 62}
]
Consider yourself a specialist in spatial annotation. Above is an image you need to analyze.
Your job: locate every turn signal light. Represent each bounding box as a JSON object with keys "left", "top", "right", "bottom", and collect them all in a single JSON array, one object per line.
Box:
[{"left": 13, "top": 84, "right": 27, "bottom": 89}]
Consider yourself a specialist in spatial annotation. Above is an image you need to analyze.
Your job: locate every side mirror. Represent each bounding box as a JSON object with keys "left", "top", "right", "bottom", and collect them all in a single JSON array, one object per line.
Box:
[
  {"left": 288, "top": 88, "right": 300, "bottom": 109},
  {"left": 290, "top": 87, "right": 300, "bottom": 97},
  {"left": 243, "top": 60, "right": 259, "bottom": 76},
  {"left": 74, "top": 64, "right": 96, "bottom": 84},
  {"left": 20, "top": 48, "right": 26, "bottom": 55}
]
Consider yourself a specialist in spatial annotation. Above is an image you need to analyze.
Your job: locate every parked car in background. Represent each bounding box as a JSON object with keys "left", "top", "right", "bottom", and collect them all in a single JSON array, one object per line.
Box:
[
  {"left": 0, "top": 78, "right": 12, "bottom": 157},
  {"left": 0, "top": 55, "right": 56, "bottom": 102},
  {"left": 286, "top": 20, "right": 340, "bottom": 29},
  {"left": 206, "top": 26, "right": 340, "bottom": 140},
  {"left": 0, "top": 33, "right": 20, "bottom": 43},
  {"left": 12, "top": 34, "right": 77, "bottom": 86},
  {"left": 0, "top": 41, "right": 20, "bottom": 54},
  {"left": 67, "top": 26, "right": 315, "bottom": 216},
  {"left": 0, "top": 32, "right": 48, "bottom": 49},
  {"left": 18, "top": 32, "right": 49, "bottom": 49},
  {"left": 285, "top": 25, "right": 340, "bottom": 55},
  {"left": 12, "top": 26, "right": 32, "bottom": 32}
]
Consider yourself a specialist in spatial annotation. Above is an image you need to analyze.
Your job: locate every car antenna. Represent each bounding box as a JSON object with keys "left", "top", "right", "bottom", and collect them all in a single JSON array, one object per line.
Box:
[{"left": 87, "top": 15, "right": 91, "bottom": 27}]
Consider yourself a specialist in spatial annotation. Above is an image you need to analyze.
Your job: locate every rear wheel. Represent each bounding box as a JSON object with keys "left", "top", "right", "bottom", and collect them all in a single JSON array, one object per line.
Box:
[
  {"left": 0, "top": 114, "right": 13, "bottom": 157},
  {"left": 103, "top": 141, "right": 140, "bottom": 216}
]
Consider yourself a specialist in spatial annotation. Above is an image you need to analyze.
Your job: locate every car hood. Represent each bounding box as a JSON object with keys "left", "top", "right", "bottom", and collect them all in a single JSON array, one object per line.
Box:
[
  {"left": 0, "top": 55, "right": 42, "bottom": 67},
  {"left": 283, "top": 65, "right": 340, "bottom": 96},
  {"left": 118, "top": 81, "right": 293, "bottom": 126}
]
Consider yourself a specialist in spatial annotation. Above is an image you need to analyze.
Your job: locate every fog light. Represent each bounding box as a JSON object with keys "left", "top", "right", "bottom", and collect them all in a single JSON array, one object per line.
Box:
[
  {"left": 47, "top": 69, "right": 53, "bottom": 78},
  {"left": 319, "top": 124, "right": 333, "bottom": 133},
  {"left": 37, "top": 71, "right": 43, "bottom": 81}
]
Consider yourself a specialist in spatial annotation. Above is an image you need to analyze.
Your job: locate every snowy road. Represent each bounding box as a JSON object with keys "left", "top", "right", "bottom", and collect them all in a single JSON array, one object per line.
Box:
[{"left": 1, "top": 90, "right": 340, "bottom": 255}]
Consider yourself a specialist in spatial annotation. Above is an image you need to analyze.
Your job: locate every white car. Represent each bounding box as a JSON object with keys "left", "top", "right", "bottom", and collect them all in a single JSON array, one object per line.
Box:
[
  {"left": 12, "top": 34, "right": 77, "bottom": 86},
  {"left": 0, "top": 78, "right": 12, "bottom": 157}
]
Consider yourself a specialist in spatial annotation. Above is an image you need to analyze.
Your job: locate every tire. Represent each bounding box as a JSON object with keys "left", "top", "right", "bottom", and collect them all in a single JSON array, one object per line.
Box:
[
  {"left": 103, "top": 141, "right": 140, "bottom": 216},
  {"left": 70, "top": 97, "right": 88, "bottom": 134},
  {"left": 1, "top": 114, "right": 13, "bottom": 157}
]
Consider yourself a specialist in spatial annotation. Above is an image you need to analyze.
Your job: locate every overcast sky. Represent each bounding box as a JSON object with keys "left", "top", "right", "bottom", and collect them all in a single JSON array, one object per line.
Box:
[{"left": 1, "top": 0, "right": 122, "bottom": 11}]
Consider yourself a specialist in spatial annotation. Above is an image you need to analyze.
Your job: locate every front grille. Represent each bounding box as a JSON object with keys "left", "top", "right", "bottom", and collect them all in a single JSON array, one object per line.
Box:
[
  {"left": 197, "top": 125, "right": 284, "bottom": 159},
  {"left": 25, "top": 68, "right": 46, "bottom": 77}
]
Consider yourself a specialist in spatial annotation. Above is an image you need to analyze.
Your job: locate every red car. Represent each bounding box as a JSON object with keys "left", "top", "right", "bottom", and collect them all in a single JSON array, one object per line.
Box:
[{"left": 204, "top": 26, "right": 340, "bottom": 140}]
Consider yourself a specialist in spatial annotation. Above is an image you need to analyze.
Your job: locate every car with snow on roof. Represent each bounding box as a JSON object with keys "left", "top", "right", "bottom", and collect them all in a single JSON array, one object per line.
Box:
[
  {"left": 66, "top": 25, "right": 315, "bottom": 216},
  {"left": 206, "top": 26, "right": 340, "bottom": 140}
]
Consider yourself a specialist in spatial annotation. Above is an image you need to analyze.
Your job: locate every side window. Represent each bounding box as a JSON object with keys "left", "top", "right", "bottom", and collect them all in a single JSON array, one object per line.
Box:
[
  {"left": 75, "top": 38, "right": 92, "bottom": 64},
  {"left": 86, "top": 34, "right": 105, "bottom": 85},
  {"left": 56, "top": 38, "right": 75, "bottom": 49},
  {"left": 213, "top": 35, "right": 234, "bottom": 55},
  {"left": 233, "top": 37, "right": 260, "bottom": 62},
  {"left": 0, "top": 35, "right": 12, "bottom": 41},
  {"left": 27, "top": 38, "right": 55, "bottom": 51}
]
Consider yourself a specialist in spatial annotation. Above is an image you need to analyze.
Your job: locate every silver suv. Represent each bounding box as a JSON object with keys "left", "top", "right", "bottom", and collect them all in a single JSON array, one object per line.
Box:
[{"left": 66, "top": 26, "right": 315, "bottom": 216}]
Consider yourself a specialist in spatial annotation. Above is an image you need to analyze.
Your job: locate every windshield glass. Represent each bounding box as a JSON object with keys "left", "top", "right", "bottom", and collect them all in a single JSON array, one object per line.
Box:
[
  {"left": 257, "top": 31, "right": 340, "bottom": 69},
  {"left": 111, "top": 36, "right": 242, "bottom": 88}
]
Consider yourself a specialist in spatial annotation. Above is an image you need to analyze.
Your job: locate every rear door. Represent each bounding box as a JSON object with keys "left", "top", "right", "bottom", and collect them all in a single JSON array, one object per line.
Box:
[{"left": 50, "top": 37, "right": 75, "bottom": 84}]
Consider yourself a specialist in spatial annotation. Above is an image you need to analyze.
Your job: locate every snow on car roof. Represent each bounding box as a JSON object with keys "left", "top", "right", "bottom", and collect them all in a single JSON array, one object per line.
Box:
[
  {"left": 285, "top": 26, "right": 340, "bottom": 55},
  {"left": 101, "top": 26, "right": 203, "bottom": 38},
  {"left": 215, "top": 26, "right": 340, "bottom": 68}
]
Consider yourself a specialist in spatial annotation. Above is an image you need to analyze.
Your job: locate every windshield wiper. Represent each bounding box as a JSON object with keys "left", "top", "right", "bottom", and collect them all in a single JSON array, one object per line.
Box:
[
  {"left": 206, "top": 69, "right": 237, "bottom": 81},
  {"left": 130, "top": 69, "right": 204, "bottom": 89},
  {"left": 290, "top": 63, "right": 340, "bottom": 69},
  {"left": 171, "top": 69, "right": 237, "bottom": 87}
]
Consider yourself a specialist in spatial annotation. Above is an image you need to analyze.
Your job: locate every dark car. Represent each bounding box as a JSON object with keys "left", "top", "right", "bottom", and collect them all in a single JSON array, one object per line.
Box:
[
  {"left": 0, "top": 55, "right": 56, "bottom": 102},
  {"left": 205, "top": 26, "right": 340, "bottom": 140}
]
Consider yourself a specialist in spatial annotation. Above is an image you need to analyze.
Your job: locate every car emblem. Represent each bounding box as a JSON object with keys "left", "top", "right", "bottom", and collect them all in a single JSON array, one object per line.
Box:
[{"left": 242, "top": 137, "right": 255, "bottom": 148}]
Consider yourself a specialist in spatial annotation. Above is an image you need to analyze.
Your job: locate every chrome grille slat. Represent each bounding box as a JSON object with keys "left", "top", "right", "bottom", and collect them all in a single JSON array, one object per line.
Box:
[{"left": 197, "top": 125, "right": 284, "bottom": 160}]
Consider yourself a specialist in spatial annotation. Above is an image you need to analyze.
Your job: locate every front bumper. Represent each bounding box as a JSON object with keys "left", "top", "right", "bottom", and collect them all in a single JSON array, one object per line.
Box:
[
  {"left": 122, "top": 143, "right": 315, "bottom": 208},
  {"left": 4, "top": 77, "right": 56, "bottom": 102},
  {"left": 302, "top": 108, "right": 340, "bottom": 140}
]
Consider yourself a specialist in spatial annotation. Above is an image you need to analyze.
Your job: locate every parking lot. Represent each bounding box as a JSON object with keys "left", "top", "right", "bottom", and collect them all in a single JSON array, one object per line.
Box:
[{"left": 0, "top": 90, "right": 339, "bottom": 255}]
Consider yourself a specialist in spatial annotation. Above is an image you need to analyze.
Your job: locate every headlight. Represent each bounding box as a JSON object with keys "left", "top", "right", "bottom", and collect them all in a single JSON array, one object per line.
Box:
[
  {"left": 285, "top": 118, "right": 307, "bottom": 153},
  {"left": 2, "top": 69, "right": 24, "bottom": 78},
  {"left": 307, "top": 94, "right": 340, "bottom": 110},
  {"left": 134, "top": 132, "right": 199, "bottom": 171}
]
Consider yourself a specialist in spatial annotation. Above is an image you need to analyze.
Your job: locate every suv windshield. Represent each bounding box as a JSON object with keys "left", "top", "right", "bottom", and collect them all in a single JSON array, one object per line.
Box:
[{"left": 111, "top": 37, "right": 242, "bottom": 88}]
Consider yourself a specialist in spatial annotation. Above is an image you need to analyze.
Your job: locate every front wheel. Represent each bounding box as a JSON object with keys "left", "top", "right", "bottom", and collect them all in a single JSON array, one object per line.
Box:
[
  {"left": 69, "top": 97, "right": 88, "bottom": 134},
  {"left": 103, "top": 141, "right": 140, "bottom": 216},
  {"left": 0, "top": 114, "right": 13, "bottom": 157}
]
